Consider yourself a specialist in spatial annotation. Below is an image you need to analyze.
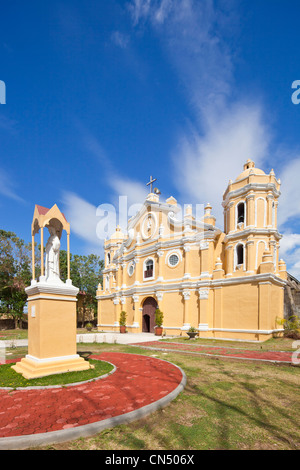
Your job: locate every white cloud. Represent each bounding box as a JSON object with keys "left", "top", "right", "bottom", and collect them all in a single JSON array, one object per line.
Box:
[
  {"left": 111, "top": 31, "right": 130, "bottom": 49},
  {"left": 62, "top": 126, "right": 149, "bottom": 251},
  {"left": 128, "top": 0, "right": 152, "bottom": 26},
  {"left": 0, "top": 168, "right": 24, "bottom": 203},
  {"left": 172, "top": 102, "right": 271, "bottom": 225},
  {"left": 128, "top": 0, "right": 300, "bottom": 279},
  {"left": 279, "top": 233, "right": 300, "bottom": 278},
  {"left": 277, "top": 158, "right": 300, "bottom": 228},
  {"left": 62, "top": 191, "right": 100, "bottom": 249},
  {"left": 280, "top": 233, "right": 300, "bottom": 255},
  {"left": 109, "top": 176, "right": 147, "bottom": 207},
  {"left": 129, "top": 0, "right": 234, "bottom": 116}
]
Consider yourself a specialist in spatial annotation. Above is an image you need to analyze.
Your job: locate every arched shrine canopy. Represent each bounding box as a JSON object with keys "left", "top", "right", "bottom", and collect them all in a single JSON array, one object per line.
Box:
[{"left": 31, "top": 204, "right": 71, "bottom": 281}]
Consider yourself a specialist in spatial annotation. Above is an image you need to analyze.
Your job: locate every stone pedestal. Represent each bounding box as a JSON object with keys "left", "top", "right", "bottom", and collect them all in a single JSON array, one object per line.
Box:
[{"left": 12, "top": 280, "right": 92, "bottom": 379}]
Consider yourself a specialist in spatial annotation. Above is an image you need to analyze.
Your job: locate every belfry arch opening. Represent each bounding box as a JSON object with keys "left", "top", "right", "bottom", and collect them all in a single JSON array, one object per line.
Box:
[
  {"left": 237, "top": 202, "right": 245, "bottom": 224},
  {"left": 236, "top": 243, "right": 244, "bottom": 266}
]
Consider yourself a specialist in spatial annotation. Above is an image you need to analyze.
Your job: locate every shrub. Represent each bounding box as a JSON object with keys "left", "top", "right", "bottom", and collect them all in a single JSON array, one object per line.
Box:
[
  {"left": 85, "top": 322, "right": 93, "bottom": 331},
  {"left": 188, "top": 326, "right": 197, "bottom": 333},
  {"left": 119, "top": 311, "right": 127, "bottom": 327},
  {"left": 278, "top": 315, "right": 300, "bottom": 339},
  {"left": 155, "top": 308, "right": 164, "bottom": 327}
]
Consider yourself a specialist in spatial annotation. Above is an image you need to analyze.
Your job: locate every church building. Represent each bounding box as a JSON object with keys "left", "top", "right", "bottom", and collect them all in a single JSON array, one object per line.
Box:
[{"left": 97, "top": 160, "right": 287, "bottom": 341}]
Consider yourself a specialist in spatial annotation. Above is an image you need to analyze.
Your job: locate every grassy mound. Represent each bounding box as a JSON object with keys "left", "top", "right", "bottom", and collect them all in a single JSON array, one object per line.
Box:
[{"left": 0, "top": 359, "right": 114, "bottom": 388}]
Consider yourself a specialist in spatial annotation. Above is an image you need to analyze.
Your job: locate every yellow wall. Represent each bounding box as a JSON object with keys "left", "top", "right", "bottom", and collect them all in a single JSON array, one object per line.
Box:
[{"left": 98, "top": 161, "right": 286, "bottom": 342}]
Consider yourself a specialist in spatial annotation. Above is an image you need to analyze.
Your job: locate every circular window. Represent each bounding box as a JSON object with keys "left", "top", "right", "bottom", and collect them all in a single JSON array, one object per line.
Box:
[
  {"left": 128, "top": 263, "right": 135, "bottom": 276},
  {"left": 168, "top": 254, "right": 179, "bottom": 267}
]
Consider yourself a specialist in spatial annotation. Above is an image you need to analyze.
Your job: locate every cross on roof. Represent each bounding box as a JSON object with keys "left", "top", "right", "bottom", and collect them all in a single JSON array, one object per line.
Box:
[{"left": 146, "top": 175, "right": 157, "bottom": 193}]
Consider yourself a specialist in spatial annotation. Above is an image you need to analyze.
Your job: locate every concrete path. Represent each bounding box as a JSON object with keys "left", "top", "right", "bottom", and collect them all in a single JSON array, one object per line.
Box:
[{"left": 1, "top": 332, "right": 165, "bottom": 348}]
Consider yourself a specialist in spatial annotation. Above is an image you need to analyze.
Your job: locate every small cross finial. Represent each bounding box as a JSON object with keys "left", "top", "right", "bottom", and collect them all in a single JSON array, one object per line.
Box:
[{"left": 146, "top": 175, "right": 157, "bottom": 193}]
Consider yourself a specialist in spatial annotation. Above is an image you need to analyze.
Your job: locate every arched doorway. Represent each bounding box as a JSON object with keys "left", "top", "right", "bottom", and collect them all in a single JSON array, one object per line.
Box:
[{"left": 142, "top": 297, "right": 157, "bottom": 333}]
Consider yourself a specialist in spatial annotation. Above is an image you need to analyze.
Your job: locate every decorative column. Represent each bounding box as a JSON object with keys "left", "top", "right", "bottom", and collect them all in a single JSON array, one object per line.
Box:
[
  {"left": 274, "top": 201, "right": 278, "bottom": 228},
  {"left": 121, "top": 262, "right": 126, "bottom": 289},
  {"left": 113, "top": 297, "right": 121, "bottom": 327},
  {"left": 40, "top": 226, "right": 44, "bottom": 278},
  {"left": 120, "top": 296, "right": 126, "bottom": 323},
  {"left": 135, "top": 254, "right": 143, "bottom": 284},
  {"left": 67, "top": 232, "right": 71, "bottom": 281},
  {"left": 115, "top": 263, "right": 120, "bottom": 290},
  {"left": 156, "top": 291, "right": 164, "bottom": 310},
  {"left": 267, "top": 194, "right": 274, "bottom": 227},
  {"left": 213, "top": 286, "right": 223, "bottom": 331},
  {"left": 157, "top": 250, "right": 164, "bottom": 281},
  {"left": 246, "top": 239, "right": 255, "bottom": 274},
  {"left": 132, "top": 295, "right": 140, "bottom": 328},
  {"left": 182, "top": 289, "right": 191, "bottom": 330},
  {"left": 228, "top": 201, "right": 235, "bottom": 232},
  {"left": 31, "top": 234, "right": 35, "bottom": 281},
  {"left": 96, "top": 284, "right": 102, "bottom": 328},
  {"left": 200, "top": 240, "right": 213, "bottom": 279},
  {"left": 198, "top": 288, "right": 209, "bottom": 333},
  {"left": 225, "top": 245, "right": 233, "bottom": 277},
  {"left": 183, "top": 245, "right": 191, "bottom": 279},
  {"left": 269, "top": 239, "right": 276, "bottom": 271},
  {"left": 275, "top": 242, "right": 280, "bottom": 273},
  {"left": 246, "top": 193, "right": 255, "bottom": 227}
]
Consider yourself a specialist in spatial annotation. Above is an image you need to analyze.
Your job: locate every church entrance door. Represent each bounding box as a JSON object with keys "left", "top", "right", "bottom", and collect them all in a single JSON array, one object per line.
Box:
[{"left": 142, "top": 297, "right": 157, "bottom": 333}]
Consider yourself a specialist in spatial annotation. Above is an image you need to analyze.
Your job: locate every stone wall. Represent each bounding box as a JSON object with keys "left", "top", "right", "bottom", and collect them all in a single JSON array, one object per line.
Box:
[{"left": 284, "top": 273, "right": 300, "bottom": 319}]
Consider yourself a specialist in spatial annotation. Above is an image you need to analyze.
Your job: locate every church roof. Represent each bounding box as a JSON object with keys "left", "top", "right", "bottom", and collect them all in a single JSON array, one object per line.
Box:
[
  {"left": 235, "top": 159, "right": 265, "bottom": 181},
  {"left": 109, "top": 225, "right": 126, "bottom": 240}
]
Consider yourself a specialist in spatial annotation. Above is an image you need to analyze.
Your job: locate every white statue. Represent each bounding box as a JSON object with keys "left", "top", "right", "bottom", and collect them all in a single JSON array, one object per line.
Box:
[{"left": 45, "top": 225, "right": 61, "bottom": 282}]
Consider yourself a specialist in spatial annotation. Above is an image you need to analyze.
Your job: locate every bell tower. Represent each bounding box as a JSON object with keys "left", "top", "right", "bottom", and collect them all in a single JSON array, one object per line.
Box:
[{"left": 222, "top": 159, "right": 283, "bottom": 277}]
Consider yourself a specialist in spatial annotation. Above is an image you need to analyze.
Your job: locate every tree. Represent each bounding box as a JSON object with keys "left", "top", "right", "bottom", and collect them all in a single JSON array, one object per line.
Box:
[
  {"left": 0, "top": 230, "right": 31, "bottom": 327},
  {"left": 0, "top": 228, "right": 104, "bottom": 329},
  {"left": 59, "top": 251, "right": 104, "bottom": 326}
]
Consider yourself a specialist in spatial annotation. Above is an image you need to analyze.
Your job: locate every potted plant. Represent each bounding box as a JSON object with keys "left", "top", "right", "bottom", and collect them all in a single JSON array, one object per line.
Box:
[
  {"left": 154, "top": 308, "right": 164, "bottom": 336},
  {"left": 119, "top": 310, "right": 127, "bottom": 333},
  {"left": 85, "top": 322, "right": 93, "bottom": 332},
  {"left": 187, "top": 326, "right": 198, "bottom": 339}
]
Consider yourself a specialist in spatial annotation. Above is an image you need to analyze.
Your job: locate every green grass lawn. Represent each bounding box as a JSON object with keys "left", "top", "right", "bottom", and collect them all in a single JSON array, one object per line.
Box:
[
  {"left": 23, "top": 342, "right": 299, "bottom": 451},
  {"left": 0, "top": 328, "right": 296, "bottom": 352},
  {"left": 0, "top": 358, "right": 114, "bottom": 388},
  {"left": 1, "top": 337, "right": 299, "bottom": 450},
  {"left": 160, "top": 335, "right": 296, "bottom": 352},
  {"left": 0, "top": 328, "right": 96, "bottom": 340}
]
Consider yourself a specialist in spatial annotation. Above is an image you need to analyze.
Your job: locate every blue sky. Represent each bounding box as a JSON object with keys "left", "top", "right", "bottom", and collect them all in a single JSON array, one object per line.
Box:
[{"left": 1, "top": 0, "right": 300, "bottom": 277}]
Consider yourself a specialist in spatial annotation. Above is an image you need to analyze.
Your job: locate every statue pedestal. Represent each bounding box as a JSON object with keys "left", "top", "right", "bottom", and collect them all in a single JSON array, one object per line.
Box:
[{"left": 12, "top": 280, "right": 92, "bottom": 379}]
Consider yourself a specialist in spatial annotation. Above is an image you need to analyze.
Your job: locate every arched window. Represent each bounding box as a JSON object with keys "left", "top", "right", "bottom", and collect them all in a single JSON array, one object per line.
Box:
[
  {"left": 237, "top": 202, "right": 245, "bottom": 224},
  {"left": 144, "top": 259, "right": 154, "bottom": 279},
  {"left": 236, "top": 244, "right": 244, "bottom": 266},
  {"left": 107, "top": 253, "right": 111, "bottom": 266}
]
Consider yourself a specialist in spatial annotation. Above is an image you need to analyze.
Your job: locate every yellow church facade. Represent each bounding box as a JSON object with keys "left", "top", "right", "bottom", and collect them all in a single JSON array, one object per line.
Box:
[{"left": 97, "top": 160, "right": 287, "bottom": 341}]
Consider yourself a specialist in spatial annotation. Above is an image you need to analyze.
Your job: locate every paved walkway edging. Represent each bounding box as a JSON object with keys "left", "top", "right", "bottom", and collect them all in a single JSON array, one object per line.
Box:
[
  {"left": 131, "top": 342, "right": 295, "bottom": 364},
  {"left": 0, "top": 353, "right": 186, "bottom": 450}
]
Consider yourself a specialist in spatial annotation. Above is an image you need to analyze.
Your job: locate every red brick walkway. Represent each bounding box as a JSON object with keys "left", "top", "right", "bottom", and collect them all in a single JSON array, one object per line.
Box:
[
  {"left": 0, "top": 353, "right": 184, "bottom": 442},
  {"left": 132, "top": 341, "right": 295, "bottom": 363}
]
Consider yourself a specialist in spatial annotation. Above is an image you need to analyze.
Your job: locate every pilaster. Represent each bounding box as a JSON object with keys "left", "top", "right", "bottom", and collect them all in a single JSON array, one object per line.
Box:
[{"left": 182, "top": 289, "right": 191, "bottom": 329}]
